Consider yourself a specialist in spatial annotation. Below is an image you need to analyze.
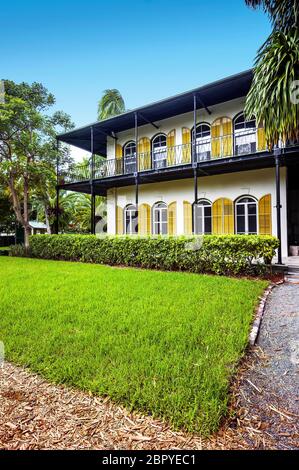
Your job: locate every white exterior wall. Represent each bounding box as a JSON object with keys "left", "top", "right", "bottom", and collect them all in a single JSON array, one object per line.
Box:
[
  {"left": 107, "top": 167, "right": 288, "bottom": 258},
  {"left": 105, "top": 95, "right": 288, "bottom": 257},
  {"left": 106, "top": 97, "right": 246, "bottom": 158}
]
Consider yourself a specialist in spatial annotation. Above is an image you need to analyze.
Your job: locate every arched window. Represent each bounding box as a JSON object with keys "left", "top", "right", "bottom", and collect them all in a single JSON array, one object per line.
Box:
[
  {"left": 193, "top": 123, "right": 211, "bottom": 162},
  {"left": 123, "top": 141, "right": 136, "bottom": 174},
  {"left": 193, "top": 199, "right": 212, "bottom": 234},
  {"left": 234, "top": 113, "right": 257, "bottom": 156},
  {"left": 124, "top": 204, "right": 138, "bottom": 235},
  {"left": 235, "top": 196, "right": 258, "bottom": 235},
  {"left": 152, "top": 134, "right": 167, "bottom": 169},
  {"left": 153, "top": 202, "right": 167, "bottom": 235}
]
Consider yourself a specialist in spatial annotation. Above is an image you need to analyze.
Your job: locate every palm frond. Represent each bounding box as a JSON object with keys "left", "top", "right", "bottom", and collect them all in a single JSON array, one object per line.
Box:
[
  {"left": 245, "top": 29, "right": 299, "bottom": 149},
  {"left": 98, "top": 89, "right": 125, "bottom": 120},
  {"left": 245, "top": 0, "right": 298, "bottom": 33}
]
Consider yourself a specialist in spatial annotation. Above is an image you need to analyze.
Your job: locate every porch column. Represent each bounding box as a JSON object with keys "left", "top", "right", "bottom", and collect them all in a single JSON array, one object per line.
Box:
[
  {"left": 134, "top": 112, "right": 139, "bottom": 219},
  {"left": 90, "top": 126, "right": 96, "bottom": 235},
  {"left": 275, "top": 150, "right": 282, "bottom": 264},
  {"left": 192, "top": 94, "right": 198, "bottom": 234},
  {"left": 55, "top": 138, "right": 60, "bottom": 234},
  {"left": 193, "top": 93, "right": 197, "bottom": 166}
]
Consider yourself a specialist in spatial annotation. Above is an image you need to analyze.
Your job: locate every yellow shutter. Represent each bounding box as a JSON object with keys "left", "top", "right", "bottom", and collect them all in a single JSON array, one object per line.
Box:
[
  {"left": 211, "top": 119, "right": 221, "bottom": 158},
  {"left": 167, "top": 129, "right": 176, "bottom": 166},
  {"left": 212, "top": 199, "right": 223, "bottom": 234},
  {"left": 211, "top": 118, "right": 233, "bottom": 158},
  {"left": 182, "top": 127, "right": 191, "bottom": 163},
  {"left": 168, "top": 202, "right": 177, "bottom": 235},
  {"left": 138, "top": 203, "right": 151, "bottom": 235},
  {"left": 115, "top": 143, "right": 122, "bottom": 159},
  {"left": 212, "top": 198, "right": 234, "bottom": 234},
  {"left": 257, "top": 126, "right": 266, "bottom": 151},
  {"left": 222, "top": 118, "right": 233, "bottom": 157},
  {"left": 115, "top": 143, "right": 123, "bottom": 174},
  {"left": 183, "top": 201, "right": 192, "bottom": 235},
  {"left": 223, "top": 198, "right": 234, "bottom": 234},
  {"left": 138, "top": 137, "right": 151, "bottom": 171},
  {"left": 116, "top": 205, "right": 123, "bottom": 234},
  {"left": 259, "top": 194, "right": 272, "bottom": 235}
]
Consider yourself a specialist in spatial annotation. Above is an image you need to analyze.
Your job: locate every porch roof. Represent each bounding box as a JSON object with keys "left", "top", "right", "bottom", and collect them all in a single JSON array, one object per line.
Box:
[{"left": 57, "top": 69, "right": 253, "bottom": 157}]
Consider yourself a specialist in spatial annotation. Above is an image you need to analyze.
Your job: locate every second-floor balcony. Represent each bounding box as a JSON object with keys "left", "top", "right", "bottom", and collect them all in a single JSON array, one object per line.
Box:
[{"left": 64, "top": 126, "right": 269, "bottom": 184}]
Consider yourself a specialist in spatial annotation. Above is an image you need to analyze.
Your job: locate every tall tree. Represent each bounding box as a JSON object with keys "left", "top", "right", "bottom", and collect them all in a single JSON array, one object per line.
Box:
[
  {"left": 0, "top": 188, "right": 15, "bottom": 234},
  {"left": 97, "top": 89, "right": 125, "bottom": 120},
  {"left": 245, "top": 0, "right": 299, "bottom": 148},
  {"left": 0, "top": 80, "right": 74, "bottom": 248}
]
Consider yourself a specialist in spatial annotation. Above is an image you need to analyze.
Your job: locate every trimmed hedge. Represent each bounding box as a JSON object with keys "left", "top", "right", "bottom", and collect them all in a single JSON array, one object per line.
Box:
[{"left": 24, "top": 234, "right": 279, "bottom": 276}]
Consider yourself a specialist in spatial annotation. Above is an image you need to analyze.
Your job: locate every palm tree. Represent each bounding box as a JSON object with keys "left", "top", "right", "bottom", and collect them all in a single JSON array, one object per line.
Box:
[
  {"left": 244, "top": 1, "right": 299, "bottom": 149},
  {"left": 31, "top": 189, "right": 77, "bottom": 233},
  {"left": 245, "top": 1, "right": 298, "bottom": 32},
  {"left": 97, "top": 89, "right": 126, "bottom": 120}
]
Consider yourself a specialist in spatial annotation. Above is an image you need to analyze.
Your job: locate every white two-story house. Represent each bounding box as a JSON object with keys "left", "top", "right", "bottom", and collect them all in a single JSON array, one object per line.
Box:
[{"left": 58, "top": 70, "right": 299, "bottom": 263}]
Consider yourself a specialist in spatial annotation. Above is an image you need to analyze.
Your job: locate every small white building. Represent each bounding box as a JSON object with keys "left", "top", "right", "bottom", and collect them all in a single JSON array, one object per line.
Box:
[{"left": 29, "top": 221, "right": 47, "bottom": 235}]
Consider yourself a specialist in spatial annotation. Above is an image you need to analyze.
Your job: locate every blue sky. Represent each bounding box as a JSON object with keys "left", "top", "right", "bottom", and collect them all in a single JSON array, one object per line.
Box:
[{"left": 2, "top": 0, "right": 271, "bottom": 128}]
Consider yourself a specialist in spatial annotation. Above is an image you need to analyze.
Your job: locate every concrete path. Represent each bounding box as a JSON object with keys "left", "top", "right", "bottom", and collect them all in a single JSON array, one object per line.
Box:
[{"left": 235, "top": 282, "right": 299, "bottom": 449}]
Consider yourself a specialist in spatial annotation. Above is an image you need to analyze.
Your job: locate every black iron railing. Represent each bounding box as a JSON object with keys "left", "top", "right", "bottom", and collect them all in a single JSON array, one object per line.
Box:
[{"left": 62, "top": 130, "right": 273, "bottom": 184}]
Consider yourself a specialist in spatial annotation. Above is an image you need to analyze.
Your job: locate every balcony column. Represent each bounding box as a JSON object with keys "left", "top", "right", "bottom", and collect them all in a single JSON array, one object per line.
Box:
[
  {"left": 55, "top": 138, "right": 60, "bottom": 234},
  {"left": 275, "top": 150, "right": 283, "bottom": 264},
  {"left": 192, "top": 94, "right": 198, "bottom": 234},
  {"left": 90, "top": 126, "right": 96, "bottom": 235},
  {"left": 193, "top": 93, "right": 197, "bottom": 165},
  {"left": 134, "top": 112, "right": 139, "bottom": 219}
]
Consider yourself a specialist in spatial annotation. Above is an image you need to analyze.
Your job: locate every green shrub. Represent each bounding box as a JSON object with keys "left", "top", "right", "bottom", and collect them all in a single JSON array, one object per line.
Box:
[
  {"left": 9, "top": 244, "right": 29, "bottom": 257},
  {"left": 27, "top": 234, "right": 279, "bottom": 276}
]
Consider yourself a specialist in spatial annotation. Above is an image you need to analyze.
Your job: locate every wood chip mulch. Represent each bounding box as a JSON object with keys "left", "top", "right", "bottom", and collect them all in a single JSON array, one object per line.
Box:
[{"left": 0, "top": 352, "right": 297, "bottom": 450}]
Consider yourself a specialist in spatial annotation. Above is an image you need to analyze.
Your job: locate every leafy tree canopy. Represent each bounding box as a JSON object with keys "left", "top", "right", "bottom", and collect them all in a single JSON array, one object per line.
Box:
[{"left": 0, "top": 79, "right": 74, "bottom": 246}]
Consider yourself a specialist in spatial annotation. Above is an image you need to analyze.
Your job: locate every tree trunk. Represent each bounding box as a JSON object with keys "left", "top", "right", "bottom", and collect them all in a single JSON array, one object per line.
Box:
[
  {"left": 44, "top": 204, "right": 51, "bottom": 234},
  {"left": 23, "top": 174, "right": 30, "bottom": 250},
  {"left": 9, "top": 174, "right": 24, "bottom": 226},
  {"left": 24, "top": 225, "right": 31, "bottom": 249}
]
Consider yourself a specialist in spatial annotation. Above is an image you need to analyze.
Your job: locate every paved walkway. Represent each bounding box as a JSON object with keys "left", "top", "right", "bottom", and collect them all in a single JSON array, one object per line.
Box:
[
  {"left": 0, "top": 283, "right": 298, "bottom": 450},
  {"left": 235, "top": 283, "right": 299, "bottom": 449}
]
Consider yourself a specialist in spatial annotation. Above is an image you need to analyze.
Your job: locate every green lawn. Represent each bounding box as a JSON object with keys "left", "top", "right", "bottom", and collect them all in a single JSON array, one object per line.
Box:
[{"left": 0, "top": 257, "right": 267, "bottom": 434}]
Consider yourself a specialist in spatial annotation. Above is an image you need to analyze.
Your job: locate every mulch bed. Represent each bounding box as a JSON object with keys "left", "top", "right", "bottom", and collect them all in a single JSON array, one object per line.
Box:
[{"left": 0, "top": 352, "right": 297, "bottom": 450}]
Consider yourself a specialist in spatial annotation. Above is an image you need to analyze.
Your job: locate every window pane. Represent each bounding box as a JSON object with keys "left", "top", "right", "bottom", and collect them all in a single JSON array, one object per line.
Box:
[
  {"left": 126, "top": 216, "right": 130, "bottom": 233},
  {"left": 237, "top": 204, "right": 245, "bottom": 215},
  {"left": 132, "top": 211, "right": 138, "bottom": 234},
  {"left": 237, "top": 215, "right": 246, "bottom": 234},
  {"left": 248, "top": 215, "right": 257, "bottom": 234},
  {"left": 204, "top": 206, "right": 212, "bottom": 234},
  {"left": 161, "top": 222, "right": 167, "bottom": 235},
  {"left": 248, "top": 203, "right": 257, "bottom": 215},
  {"left": 161, "top": 208, "right": 167, "bottom": 223},
  {"left": 205, "top": 217, "right": 212, "bottom": 234},
  {"left": 153, "top": 135, "right": 166, "bottom": 148}
]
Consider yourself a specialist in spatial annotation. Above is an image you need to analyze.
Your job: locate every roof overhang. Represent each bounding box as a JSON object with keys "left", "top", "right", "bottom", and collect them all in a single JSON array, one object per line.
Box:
[{"left": 57, "top": 69, "right": 253, "bottom": 156}]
